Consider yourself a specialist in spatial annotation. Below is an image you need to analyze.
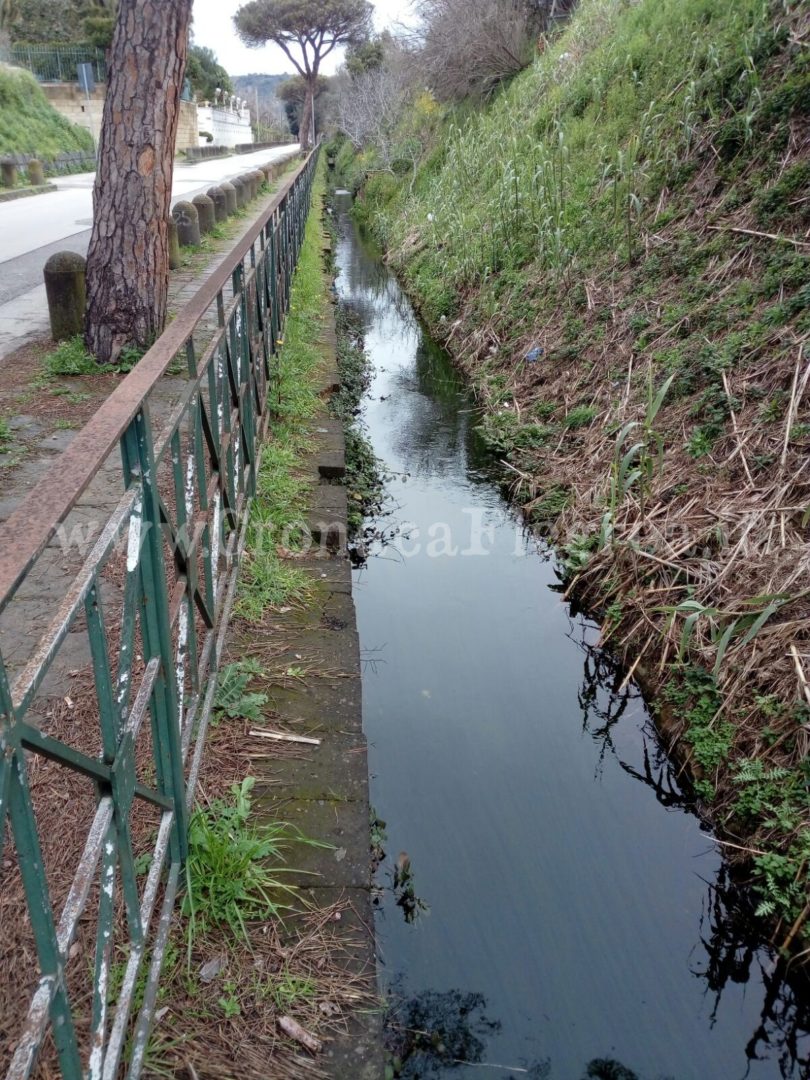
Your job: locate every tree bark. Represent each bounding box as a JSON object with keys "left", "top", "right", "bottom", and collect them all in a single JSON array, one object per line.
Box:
[
  {"left": 84, "top": 0, "right": 193, "bottom": 364},
  {"left": 298, "top": 78, "right": 315, "bottom": 150}
]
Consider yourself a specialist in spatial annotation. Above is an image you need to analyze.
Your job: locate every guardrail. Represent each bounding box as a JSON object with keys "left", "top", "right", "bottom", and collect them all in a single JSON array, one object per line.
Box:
[{"left": 0, "top": 145, "right": 319, "bottom": 1079}]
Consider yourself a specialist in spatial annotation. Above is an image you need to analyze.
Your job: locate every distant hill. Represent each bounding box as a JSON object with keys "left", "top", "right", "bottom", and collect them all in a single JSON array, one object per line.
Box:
[{"left": 232, "top": 73, "right": 291, "bottom": 105}]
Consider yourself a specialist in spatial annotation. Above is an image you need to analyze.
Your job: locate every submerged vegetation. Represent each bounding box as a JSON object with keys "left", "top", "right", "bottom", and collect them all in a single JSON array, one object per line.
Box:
[
  {"left": 331, "top": 304, "right": 387, "bottom": 539},
  {"left": 333, "top": 0, "right": 810, "bottom": 938}
]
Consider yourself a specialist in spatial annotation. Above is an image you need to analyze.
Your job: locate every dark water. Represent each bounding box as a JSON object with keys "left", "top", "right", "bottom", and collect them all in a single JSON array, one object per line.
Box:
[{"left": 331, "top": 190, "right": 810, "bottom": 1080}]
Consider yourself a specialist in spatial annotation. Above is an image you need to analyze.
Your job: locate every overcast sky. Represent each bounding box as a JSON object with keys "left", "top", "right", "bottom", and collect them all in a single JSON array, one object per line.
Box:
[{"left": 192, "top": 0, "right": 415, "bottom": 77}]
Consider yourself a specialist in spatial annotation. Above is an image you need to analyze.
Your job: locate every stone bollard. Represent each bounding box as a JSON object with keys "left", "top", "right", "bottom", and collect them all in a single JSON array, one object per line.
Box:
[
  {"left": 1, "top": 161, "right": 17, "bottom": 188},
  {"left": 231, "top": 177, "right": 246, "bottom": 209},
  {"left": 168, "top": 220, "right": 181, "bottom": 270},
  {"left": 252, "top": 169, "right": 265, "bottom": 193},
  {"left": 192, "top": 193, "right": 215, "bottom": 234},
  {"left": 172, "top": 200, "right": 200, "bottom": 247},
  {"left": 207, "top": 185, "right": 228, "bottom": 223},
  {"left": 261, "top": 164, "right": 275, "bottom": 184},
  {"left": 241, "top": 172, "right": 256, "bottom": 200},
  {"left": 44, "top": 251, "right": 86, "bottom": 341},
  {"left": 27, "top": 160, "right": 45, "bottom": 186},
  {"left": 220, "top": 180, "right": 237, "bottom": 216}
]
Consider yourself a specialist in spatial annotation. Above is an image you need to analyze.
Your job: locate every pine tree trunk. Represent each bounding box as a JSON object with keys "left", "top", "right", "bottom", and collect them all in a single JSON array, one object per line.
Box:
[
  {"left": 84, "top": 0, "right": 193, "bottom": 365},
  {"left": 298, "top": 79, "right": 314, "bottom": 150}
]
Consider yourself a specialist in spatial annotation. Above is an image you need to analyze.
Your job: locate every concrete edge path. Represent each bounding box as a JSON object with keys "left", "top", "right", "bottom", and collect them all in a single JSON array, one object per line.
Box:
[{"left": 227, "top": 297, "right": 382, "bottom": 1076}]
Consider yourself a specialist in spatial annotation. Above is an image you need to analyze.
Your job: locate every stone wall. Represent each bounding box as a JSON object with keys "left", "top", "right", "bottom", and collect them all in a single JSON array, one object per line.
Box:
[
  {"left": 196, "top": 105, "right": 253, "bottom": 149},
  {"left": 42, "top": 83, "right": 105, "bottom": 143},
  {"left": 42, "top": 84, "right": 200, "bottom": 154},
  {"left": 175, "top": 100, "right": 199, "bottom": 152}
]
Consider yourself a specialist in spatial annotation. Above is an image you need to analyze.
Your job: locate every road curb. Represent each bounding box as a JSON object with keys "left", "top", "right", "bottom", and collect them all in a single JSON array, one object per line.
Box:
[{"left": 0, "top": 183, "right": 57, "bottom": 203}]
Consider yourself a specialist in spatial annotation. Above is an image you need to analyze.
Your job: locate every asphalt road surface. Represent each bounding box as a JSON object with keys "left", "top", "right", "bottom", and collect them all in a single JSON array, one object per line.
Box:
[{"left": 0, "top": 145, "right": 300, "bottom": 309}]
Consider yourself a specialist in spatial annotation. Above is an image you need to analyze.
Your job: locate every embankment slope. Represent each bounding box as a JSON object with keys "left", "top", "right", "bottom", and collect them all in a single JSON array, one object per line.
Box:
[{"left": 0, "top": 64, "right": 94, "bottom": 158}]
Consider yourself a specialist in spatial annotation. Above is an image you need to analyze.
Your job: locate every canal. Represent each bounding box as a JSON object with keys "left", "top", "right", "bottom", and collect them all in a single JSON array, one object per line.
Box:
[{"left": 331, "top": 189, "right": 810, "bottom": 1080}]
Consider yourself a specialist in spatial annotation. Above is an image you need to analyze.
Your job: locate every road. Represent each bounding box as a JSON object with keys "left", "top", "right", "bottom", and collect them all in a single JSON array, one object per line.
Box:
[{"left": 0, "top": 144, "right": 300, "bottom": 357}]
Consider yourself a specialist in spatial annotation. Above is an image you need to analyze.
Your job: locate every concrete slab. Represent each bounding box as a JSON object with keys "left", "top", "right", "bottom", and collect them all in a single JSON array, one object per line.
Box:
[
  {"left": 263, "top": 679, "right": 363, "bottom": 738},
  {"left": 298, "top": 552, "right": 353, "bottom": 595},
  {"left": 309, "top": 486, "right": 349, "bottom": 550},
  {"left": 313, "top": 419, "right": 346, "bottom": 480},
  {"left": 283, "top": 885, "right": 377, "bottom": 968},
  {"left": 258, "top": 797, "right": 371, "bottom": 890},
  {"left": 256, "top": 733, "right": 370, "bottom": 802},
  {"left": 36, "top": 429, "right": 77, "bottom": 453},
  {"left": 283, "top": 887, "right": 384, "bottom": 1080},
  {"left": 6, "top": 415, "right": 44, "bottom": 436}
]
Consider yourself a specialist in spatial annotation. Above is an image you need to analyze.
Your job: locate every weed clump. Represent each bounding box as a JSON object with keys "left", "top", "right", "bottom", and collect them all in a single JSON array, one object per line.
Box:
[
  {"left": 0, "top": 67, "right": 93, "bottom": 158},
  {"left": 41, "top": 335, "right": 144, "bottom": 379},
  {"left": 183, "top": 777, "right": 301, "bottom": 941}
]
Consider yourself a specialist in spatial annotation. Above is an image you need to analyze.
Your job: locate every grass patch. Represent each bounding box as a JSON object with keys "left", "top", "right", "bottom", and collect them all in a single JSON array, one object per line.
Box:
[
  {"left": 0, "top": 417, "right": 11, "bottom": 445},
  {"left": 41, "top": 336, "right": 98, "bottom": 377},
  {"left": 564, "top": 404, "right": 597, "bottom": 430},
  {"left": 41, "top": 335, "right": 143, "bottom": 379},
  {"left": 182, "top": 777, "right": 310, "bottom": 946},
  {"left": 529, "top": 484, "right": 571, "bottom": 525},
  {"left": 235, "top": 165, "right": 330, "bottom": 620},
  {"left": 365, "top": 0, "right": 779, "bottom": 292},
  {"left": 0, "top": 67, "right": 93, "bottom": 158}
]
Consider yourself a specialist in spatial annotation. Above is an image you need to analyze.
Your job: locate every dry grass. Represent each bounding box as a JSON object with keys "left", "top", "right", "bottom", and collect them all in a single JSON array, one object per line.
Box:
[{"left": 149, "top": 897, "right": 377, "bottom": 1080}]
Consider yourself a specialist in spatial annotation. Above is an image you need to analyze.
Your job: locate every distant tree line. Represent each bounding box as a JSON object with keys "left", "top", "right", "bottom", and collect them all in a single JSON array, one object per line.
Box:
[
  {"left": 415, "top": 0, "right": 578, "bottom": 102},
  {"left": 331, "top": 0, "right": 578, "bottom": 182},
  {"left": 233, "top": 72, "right": 292, "bottom": 140}
]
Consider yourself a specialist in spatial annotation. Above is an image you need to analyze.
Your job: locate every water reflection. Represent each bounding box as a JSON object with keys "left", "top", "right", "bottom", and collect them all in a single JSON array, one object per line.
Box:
[
  {"left": 386, "top": 982, "right": 681, "bottom": 1079},
  {"left": 573, "top": 626, "right": 810, "bottom": 1078},
  {"left": 573, "top": 619, "right": 690, "bottom": 803},
  {"left": 696, "top": 871, "right": 810, "bottom": 1078}
]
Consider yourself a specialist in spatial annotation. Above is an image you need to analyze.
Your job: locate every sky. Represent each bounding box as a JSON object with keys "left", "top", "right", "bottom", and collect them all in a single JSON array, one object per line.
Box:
[{"left": 191, "top": 0, "right": 415, "bottom": 78}]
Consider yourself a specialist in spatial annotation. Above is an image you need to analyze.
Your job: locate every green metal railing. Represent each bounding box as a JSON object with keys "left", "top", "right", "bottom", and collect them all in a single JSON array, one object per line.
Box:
[
  {"left": 8, "top": 44, "right": 107, "bottom": 83},
  {"left": 0, "top": 146, "right": 318, "bottom": 1079}
]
